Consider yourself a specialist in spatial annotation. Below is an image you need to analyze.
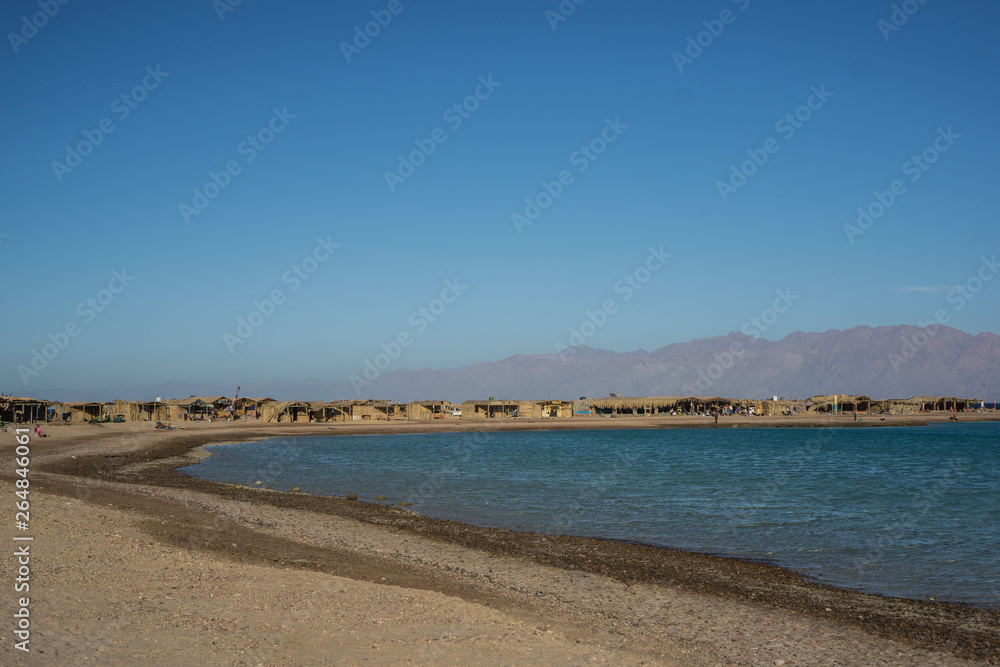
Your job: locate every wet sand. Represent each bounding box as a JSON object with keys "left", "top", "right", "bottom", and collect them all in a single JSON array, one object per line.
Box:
[{"left": 3, "top": 413, "right": 998, "bottom": 665}]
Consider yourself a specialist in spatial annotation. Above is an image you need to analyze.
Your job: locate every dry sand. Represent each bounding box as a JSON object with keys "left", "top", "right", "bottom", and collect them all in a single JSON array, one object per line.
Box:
[{"left": 2, "top": 413, "right": 998, "bottom": 665}]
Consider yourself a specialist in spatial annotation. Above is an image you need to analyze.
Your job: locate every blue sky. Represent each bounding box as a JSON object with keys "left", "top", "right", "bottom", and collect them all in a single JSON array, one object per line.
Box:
[{"left": 2, "top": 0, "right": 998, "bottom": 393}]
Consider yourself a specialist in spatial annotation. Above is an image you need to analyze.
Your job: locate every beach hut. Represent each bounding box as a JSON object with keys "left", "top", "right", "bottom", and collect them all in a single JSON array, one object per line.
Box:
[
  {"left": 137, "top": 400, "right": 168, "bottom": 422},
  {"left": 200, "top": 396, "right": 233, "bottom": 417},
  {"left": 803, "top": 395, "right": 841, "bottom": 413},
  {"left": 541, "top": 400, "right": 573, "bottom": 418},
  {"left": 161, "top": 397, "right": 212, "bottom": 421},
  {"left": 258, "top": 400, "right": 310, "bottom": 423},
  {"left": 459, "top": 400, "right": 519, "bottom": 419},
  {"left": 230, "top": 397, "right": 273, "bottom": 420},
  {"left": 919, "top": 396, "right": 978, "bottom": 412},
  {"left": 759, "top": 399, "right": 793, "bottom": 416},
  {"left": 405, "top": 400, "right": 458, "bottom": 420},
  {"left": 345, "top": 400, "right": 392, "bottom": 421},
  {"left": 186, "top": 398, "right": 215, "bottom": 419},
  {"left": 307, "top": 401, "right": 337, "bottom": 422},
  {"left": 62, "top": 401, "right": 105, "bottom": 423},
  {"left": 805, "top": 395, "right": 874, "bottom": 414},
  {"left": 838, "top": 396, "right": 874, "bottom": 413},
  {"left": 588, "top": 396, "right": 733, "bottom": 416},
  {"left": 0, "top": 396, "right": 50, "bottom": 424},
  {"left": 326, "top": 400, "right": 352, "bottom": 422},
  {"left": 162, "top": 399, "right": 190, "bottom": 421},
  {"left": 108, "top": 399, "right": 142, "bottom": 422},
  {"left": 516, "top": 400, "right": 573, "bottom": 419}
]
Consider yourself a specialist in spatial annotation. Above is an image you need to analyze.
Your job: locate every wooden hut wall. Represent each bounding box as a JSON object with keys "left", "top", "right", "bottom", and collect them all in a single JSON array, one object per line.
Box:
[
  {"left": 406, "top": 402, "right": 432, "bottom": 421},
  {"left": 459, "top": 401, "right": 487, "bottom": 419},
  {"left": 518, "top": 401, "right": 542, "bottom": 419},
  {"left": 110, "top": 399, "right": 142, "bottom": 421}
]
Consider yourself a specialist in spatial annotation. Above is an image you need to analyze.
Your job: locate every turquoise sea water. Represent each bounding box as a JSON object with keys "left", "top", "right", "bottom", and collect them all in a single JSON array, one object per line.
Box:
[{"left": 180, "top": 423, "right": 1000, "bottom": 608}]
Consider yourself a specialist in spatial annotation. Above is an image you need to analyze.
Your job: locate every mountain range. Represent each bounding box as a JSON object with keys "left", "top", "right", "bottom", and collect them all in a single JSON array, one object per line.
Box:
[{"left": 34, "top": 325, "right": 1000, "bottom": 403}]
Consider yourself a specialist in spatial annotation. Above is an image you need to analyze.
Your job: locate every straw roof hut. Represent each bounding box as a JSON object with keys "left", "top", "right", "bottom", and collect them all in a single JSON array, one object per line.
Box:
[
  {"left": 199, "top": 396, "right": 233, "bottom": 413},
  {"left": 0, "top": 396, "right": 49, "bottom": 423},
  {"left": 759, "top": 399, "right": 797, "bottom": 416},
  {"left": 161, "top": 398, "right": 205, "bottom": 421},
  {"left": 307, "top": 401, "right": 336, "bottom": 422},
  {"left": 330, "top": 399, "right": 392, "bottom": 421},
  {"left": 459, "top": 400, "right": 519, "bottom": 419},
  {"left": 62, "top": 401, "right": 105, "bottom": 424},
  {"left": 874, "top": 396, "right": 979, "bottom": 413},
  {"left": 804, "top": 395, "right": 876, "bottom": 413},
  {"left": 258, "top": 400, "right": 310, "bottom": 423},
  {"left": 231, "top": 397, "right": 273, "bottom": 419},
  {"left": 587, "top": 396, "right": 741, "bottom": 416},
  {"left": 137, "top": 400, "right": 168, "bottom": 422},
  {"left": 516, "top": 400, "right": 573, "bottom": 419},
  {"left": 405, "top": 400, "right": 458, "bottom": 421}
]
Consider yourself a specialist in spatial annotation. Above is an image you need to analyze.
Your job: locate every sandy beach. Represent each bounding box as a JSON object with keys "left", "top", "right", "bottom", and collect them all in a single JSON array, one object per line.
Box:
[{"left": 4, "top": 413, "right": 999, "bottom": 666}]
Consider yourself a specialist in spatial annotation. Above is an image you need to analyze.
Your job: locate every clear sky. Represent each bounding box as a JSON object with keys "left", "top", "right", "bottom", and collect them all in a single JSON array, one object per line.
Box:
[{"left": 2, "top": 0, "right": 999, "bottom": 393}]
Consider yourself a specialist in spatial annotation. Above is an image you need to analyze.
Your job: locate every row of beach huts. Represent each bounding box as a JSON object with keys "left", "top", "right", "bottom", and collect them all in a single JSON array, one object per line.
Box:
[{"left": 0, "top": 394, "right": 988, "bottom": 425}]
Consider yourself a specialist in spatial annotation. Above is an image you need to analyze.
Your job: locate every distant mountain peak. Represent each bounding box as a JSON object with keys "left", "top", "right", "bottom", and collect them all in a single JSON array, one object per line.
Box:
[{"left": 31, "top": 325, "right": 998, "bottom": 403}]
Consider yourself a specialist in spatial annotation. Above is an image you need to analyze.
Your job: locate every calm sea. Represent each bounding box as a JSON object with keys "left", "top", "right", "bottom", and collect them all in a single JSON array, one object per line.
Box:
[{"left": 180, "top": 423, "right": 1000, "bottom": 608}]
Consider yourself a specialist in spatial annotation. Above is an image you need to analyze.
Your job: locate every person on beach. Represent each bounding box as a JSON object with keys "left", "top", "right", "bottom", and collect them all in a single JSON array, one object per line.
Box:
[{"left": 34, "top": 425, "right": 47, "bottom": 438}]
